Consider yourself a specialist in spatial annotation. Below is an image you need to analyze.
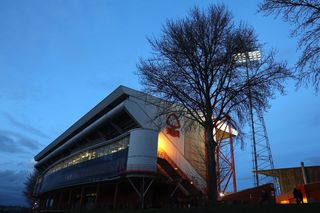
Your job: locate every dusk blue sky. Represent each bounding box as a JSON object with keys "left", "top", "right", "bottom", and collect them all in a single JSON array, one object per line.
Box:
[{"left": 0, "top": 0, "right": 319, "bottom": 206}]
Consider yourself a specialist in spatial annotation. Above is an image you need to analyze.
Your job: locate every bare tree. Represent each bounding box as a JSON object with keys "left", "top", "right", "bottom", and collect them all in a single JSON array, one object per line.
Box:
[
  {"left": 23, "top": 169, "right": 39, "bottom": 207},
  {"left": 137, "top": 4, "right": 291, "bottom": 204},
  {"left": 259, "top": 0, "right": 320, "bottom": 92}
]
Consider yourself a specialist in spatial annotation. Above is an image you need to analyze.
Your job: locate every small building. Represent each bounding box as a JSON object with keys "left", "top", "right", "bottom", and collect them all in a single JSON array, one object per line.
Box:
[
  {"left": 257, "top": 163, "right": 320, "bottom": 203},
  {"left": 33, "top": 86, "right": 236, "bottom": 210}
]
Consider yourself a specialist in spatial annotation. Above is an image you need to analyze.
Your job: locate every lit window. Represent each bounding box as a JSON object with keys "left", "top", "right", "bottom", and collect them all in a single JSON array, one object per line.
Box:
[{"left": 47, "top": 136, "right": 129, "bottom": 174}]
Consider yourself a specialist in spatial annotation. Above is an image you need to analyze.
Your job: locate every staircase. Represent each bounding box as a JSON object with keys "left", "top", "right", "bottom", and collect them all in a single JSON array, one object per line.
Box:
[{"left": 157, "top": 132, "right": 207, "bottom": 195}]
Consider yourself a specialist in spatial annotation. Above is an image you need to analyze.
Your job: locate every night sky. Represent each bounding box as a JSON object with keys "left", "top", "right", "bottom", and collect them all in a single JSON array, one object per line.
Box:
[{"left": 0, "top": 0, "right": 319, "bottom": 206}]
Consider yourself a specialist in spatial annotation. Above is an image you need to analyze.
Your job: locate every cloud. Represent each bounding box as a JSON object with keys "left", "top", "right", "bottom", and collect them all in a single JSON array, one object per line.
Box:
[
  {"left": 3, "top": 112, "right": 49, "bottom": 139},
  {"left": 0, "top": 170, "right": 27, "bottom": 183},
  {"left": 0, "top": 133, "right": 22, "bottom": 153},
  {"left": 0, "top": 170, "right": 28, "bottom": 206},
  {"left": 15, "top": 158, "right": 36, "bottom": 171},
  {"left": 0, "top": 130, "right": 41, "bottom": 154},
  {"left": 0, "top": 192, "right": 27, "bottom": 206}
]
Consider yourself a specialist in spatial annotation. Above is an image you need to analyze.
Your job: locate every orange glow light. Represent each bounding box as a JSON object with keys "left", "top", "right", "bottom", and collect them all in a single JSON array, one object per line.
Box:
[
  {"left": 279, "top": 200, "right": 290, "bottom": 204},
  {"left": 303, "top": 197, "right": 308, "bottom": 203},
  {"left": 157, "top": 132, "right": 168, "bottom": 155}
]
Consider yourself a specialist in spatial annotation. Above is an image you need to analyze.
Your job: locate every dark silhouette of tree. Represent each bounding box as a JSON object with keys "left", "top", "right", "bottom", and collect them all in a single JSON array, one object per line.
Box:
[
  {"left": 259, "top": 0, "right": 320, "bottom": 92},
  {"left": 23, "top": 169, "right": 39, "bottom": 207},
  {"left": 137, "top": 4, "right": 291, "bottom": 204}
]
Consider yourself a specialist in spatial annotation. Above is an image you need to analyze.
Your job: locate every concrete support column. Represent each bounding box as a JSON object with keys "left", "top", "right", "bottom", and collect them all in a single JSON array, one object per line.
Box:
[
  {"left": 57, "top": 191, "right": 64, "bottom": 210},
  {"left": 113, "top": 182, "right": 119, "bottom": 210},
  {"left": 79, "top": 187, "right": 85, "bottom": 210},
  {"left": 94, "top": 183, "right": 100, "bottom": 209},
  {"left": 52, "top": 192, "right": 57, "bottom": 209},
  {"left": 67, "top": 189, "right": 73, "bottom": 210}
]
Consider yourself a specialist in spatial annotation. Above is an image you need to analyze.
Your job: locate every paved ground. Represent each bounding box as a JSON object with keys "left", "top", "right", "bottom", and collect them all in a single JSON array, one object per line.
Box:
[
  {"left": 2, "top": 204, "right": 320, "bottom": 213},
  {"left": 28, "top": 203, "right": 320, "bottom": 213}
]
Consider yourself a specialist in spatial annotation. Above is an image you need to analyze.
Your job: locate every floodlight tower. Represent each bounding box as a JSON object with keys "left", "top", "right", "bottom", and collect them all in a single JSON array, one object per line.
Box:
[{"left": 236, "top": 50, "right": 280, "bottom": 194}]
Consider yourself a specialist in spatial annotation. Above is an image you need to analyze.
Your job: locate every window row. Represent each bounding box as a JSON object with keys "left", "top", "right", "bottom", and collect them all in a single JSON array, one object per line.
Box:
[{"left": 47, "top": 136, "right": 129, "bottom": 174}]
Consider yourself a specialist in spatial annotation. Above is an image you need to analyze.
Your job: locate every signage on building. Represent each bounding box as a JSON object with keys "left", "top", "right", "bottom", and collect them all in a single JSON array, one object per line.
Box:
[{"left": 166, "top": 113, "right": 180, "bottom": 137}]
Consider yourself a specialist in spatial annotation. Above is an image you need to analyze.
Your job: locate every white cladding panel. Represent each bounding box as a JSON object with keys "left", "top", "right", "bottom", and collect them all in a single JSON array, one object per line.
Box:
[
  {"left": 164, "top": 117, "right": 185, "bottom": 154},
  {"left": 158, "top": 131, "right": 207, "bottom": 192},
  {"left": 127, "top": 128, "right": 158, "bottom": 172}
]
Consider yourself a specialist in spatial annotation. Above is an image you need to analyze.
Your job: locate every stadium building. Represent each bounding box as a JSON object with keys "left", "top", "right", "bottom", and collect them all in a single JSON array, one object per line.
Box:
[{"left": 33, "top": 86, "right": 237, "bottom": 210}]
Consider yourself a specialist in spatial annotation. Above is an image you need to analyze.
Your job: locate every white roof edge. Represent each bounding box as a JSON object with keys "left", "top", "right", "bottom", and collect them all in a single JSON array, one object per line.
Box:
[
  {"left": 35, "top": 85, "right": 147, "bottom": 161},
  {"left": 215, "top": 120, "right": 238, "bottom": 136}
]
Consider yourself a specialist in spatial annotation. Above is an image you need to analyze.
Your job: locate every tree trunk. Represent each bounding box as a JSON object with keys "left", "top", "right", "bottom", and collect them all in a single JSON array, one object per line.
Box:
[{"left": 205, "top": 123, "right": 218, "bottom": 205}]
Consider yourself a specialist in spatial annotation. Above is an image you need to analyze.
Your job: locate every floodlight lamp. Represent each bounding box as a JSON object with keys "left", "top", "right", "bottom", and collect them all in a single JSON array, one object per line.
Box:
[{"left": 234, "top": 50, "right": 261, "bottom": 63}]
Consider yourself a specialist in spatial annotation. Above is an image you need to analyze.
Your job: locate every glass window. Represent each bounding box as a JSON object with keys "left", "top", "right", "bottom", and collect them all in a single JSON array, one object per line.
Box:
[{"left": 47, "top": 136, "right": 129, "bottom": 174}]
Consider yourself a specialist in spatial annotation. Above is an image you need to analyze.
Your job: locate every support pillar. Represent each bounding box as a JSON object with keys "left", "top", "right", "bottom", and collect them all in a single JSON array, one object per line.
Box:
[
  {"left": 67, "top": 189, "right": 72, "bottom": 210},
  {"left": 216, "top": 143, "right": 221, "bottom": 193},
  {"left": 127, "top": 176, "right": 154, "bottom": 209},
  {"left": 170, "top": 179, "right": 182, "bottom": 198},
  {"left": 57, "top": 191, "right": 64, "bottom": 210},
  {"left": 141, "top": 177, "right": 145, "bottom": 208},
  {"left": 79, "top": 187, "right": 85, "bottom": 210},
  {"left": 229, "top": 136, "right": 237, "bottom": 192},
  {"left": 113, "top": 182, "right": 119, "bottom": 210},
  {"left": 52, "top": 192, "right": 58, "bottom": 209},
  {"left": 94, "top": 183, "right": 100, "bottom": 209}
]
